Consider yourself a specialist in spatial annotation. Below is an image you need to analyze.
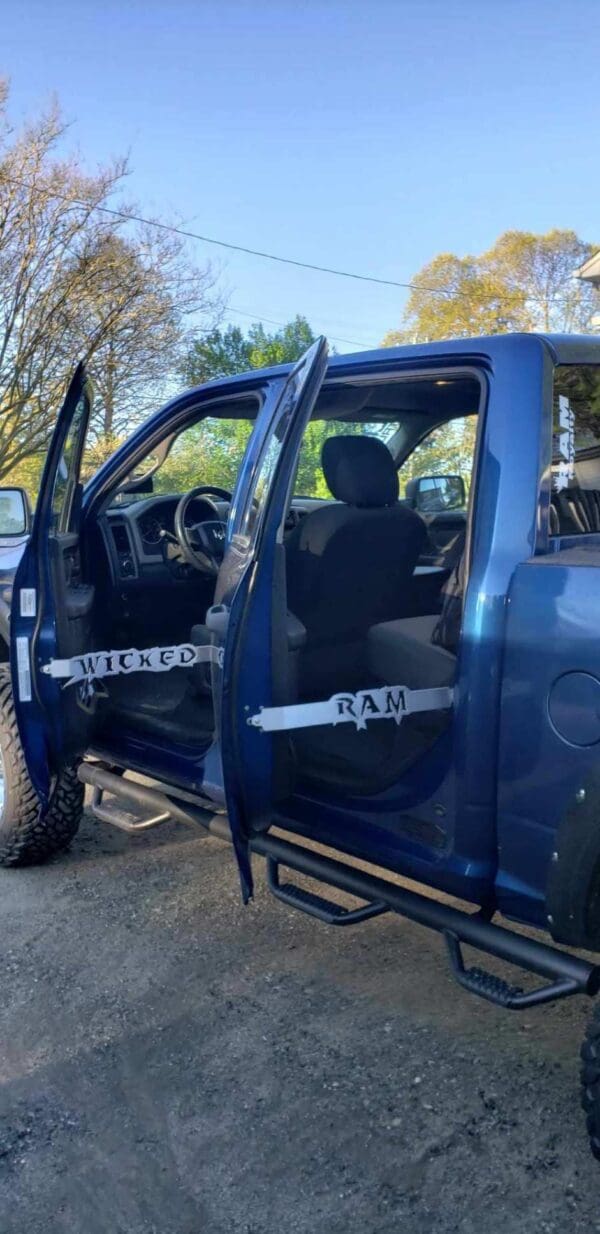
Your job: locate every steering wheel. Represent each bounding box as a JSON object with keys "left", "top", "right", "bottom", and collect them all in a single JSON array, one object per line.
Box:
[{"left": 173, "top": 485, "right": 231, "bottom": 574}]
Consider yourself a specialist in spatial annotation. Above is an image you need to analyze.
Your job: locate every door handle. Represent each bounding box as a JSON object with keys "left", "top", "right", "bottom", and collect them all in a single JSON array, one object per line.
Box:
[{"left": 205, "top": 604, "right": 229, "bottom": 638}]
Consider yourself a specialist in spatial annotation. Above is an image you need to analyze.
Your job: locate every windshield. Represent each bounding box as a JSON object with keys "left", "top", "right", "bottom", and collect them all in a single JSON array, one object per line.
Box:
[{"left": 116, "top": 415, "right": 400, "bottom": 503}]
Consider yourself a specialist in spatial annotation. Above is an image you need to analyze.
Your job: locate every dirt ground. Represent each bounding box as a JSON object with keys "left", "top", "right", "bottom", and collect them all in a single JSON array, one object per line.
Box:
[{"left": 1, "top": 809, "right": 600, "bottom": 1234}]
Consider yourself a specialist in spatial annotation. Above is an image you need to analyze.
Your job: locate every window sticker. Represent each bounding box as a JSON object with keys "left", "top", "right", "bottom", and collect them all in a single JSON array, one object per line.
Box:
[
  {"left": 19, "top": 588, "right": 36, "bottom": 618},
  {"left": 43, "top": 641, "right": 223, "bottom": 689},
  {"left": 248, "top": 683, "right": 453, "bottom": 733},
  {"left": 553, "top": 394, "right": 576, "bottom": 493}
]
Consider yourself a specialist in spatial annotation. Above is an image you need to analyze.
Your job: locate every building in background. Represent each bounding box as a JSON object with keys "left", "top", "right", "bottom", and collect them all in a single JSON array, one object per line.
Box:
[
  {"left": 576, "top": 252, "right": 600, "bottom": 329},
  {"left": 577, "top": 252, "right": 600, "bottom": 286}
]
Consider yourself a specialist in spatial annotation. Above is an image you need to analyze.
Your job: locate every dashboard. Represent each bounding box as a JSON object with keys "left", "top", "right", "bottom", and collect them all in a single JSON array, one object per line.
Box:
[
  {"left": 99, "top": 491, "right": 466, "bottom": 590},
  {"left": 135, "top": 496, "right": 228, "bottom": 556},
  {"left": 100, "top": 493, "right": 323, "bottom": 586}
]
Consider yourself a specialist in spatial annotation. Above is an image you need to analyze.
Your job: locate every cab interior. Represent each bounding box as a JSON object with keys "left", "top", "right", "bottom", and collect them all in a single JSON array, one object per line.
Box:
[{"left": 81, "top": 371, "right": 481, "bottom": 794}]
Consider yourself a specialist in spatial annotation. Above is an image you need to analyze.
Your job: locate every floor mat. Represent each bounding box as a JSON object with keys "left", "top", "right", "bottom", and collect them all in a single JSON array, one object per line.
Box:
[{"left": 101, "top": 669, "right": 214, "bottom": 745}]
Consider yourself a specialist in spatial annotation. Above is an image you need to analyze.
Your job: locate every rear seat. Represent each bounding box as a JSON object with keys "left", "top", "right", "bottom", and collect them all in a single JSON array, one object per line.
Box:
[
  {"left": 366, "top": 545, "right": 463, "bottom": 691},
  {"left": 367, "top": 615, "right": 456, "bottom": 690}
]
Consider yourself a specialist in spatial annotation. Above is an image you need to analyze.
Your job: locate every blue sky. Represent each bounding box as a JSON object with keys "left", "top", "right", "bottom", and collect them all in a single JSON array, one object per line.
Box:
[{"left": 3, "top": 0, "right": 600, "bottom": 352}]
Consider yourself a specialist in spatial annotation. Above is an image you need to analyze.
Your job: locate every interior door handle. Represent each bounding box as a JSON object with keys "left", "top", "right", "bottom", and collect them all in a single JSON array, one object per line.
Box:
[{"left": 205, "top": 604, "right": 229, "bottom": 638}]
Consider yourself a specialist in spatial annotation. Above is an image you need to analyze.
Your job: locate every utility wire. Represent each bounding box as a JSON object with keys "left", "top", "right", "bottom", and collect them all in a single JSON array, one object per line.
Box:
[
  {"left": 227, "top": 305, "right": 376, "bottom": 350},
  {"left": 2, "top": 175, "right": 589, "bottom": 308},
  {"left": 2, "top": 174, "right": 447, "bottom": 295}
]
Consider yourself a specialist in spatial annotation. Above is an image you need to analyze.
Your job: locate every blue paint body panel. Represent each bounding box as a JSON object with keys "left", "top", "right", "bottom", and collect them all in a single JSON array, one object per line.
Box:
[
  {"left": 497, "top": 554, "right": 600, "bottom": 925},
  {"left": 8, "top": 332, "right": 600, "bottom": 941}
]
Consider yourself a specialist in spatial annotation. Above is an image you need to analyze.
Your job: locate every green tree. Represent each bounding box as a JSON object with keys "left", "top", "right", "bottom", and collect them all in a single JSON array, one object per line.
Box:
[
  {"left": 383, "top": 229, "right": 600, "bottom": 345},
  {"left": 155, "top": 417, "right": 254, "bottom": 495},
  {"left": 183, "top": 315, "right": 317, "bottom": 384},
  {"left": 397, "top": 418, "right": 478, "bottom": 498}
]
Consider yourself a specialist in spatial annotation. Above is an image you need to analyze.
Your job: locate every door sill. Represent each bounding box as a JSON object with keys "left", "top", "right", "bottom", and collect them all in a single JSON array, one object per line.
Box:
[{"left": 85, "top": 747, "right": 224, "bottom": 814}]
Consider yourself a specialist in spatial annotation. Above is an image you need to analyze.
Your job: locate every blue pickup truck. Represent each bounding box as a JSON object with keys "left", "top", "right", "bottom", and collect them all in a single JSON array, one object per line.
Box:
[{"left": 4, "top": 333, "right": 600, "bottom": 1158}]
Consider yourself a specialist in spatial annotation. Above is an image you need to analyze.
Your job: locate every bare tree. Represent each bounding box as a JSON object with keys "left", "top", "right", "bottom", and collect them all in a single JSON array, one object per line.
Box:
[
  {"left": 69, "top": 227, "right": 221, "bottom": 443},
  {"left": 0, "top": 81, "right": 221, "bottom": 480}
]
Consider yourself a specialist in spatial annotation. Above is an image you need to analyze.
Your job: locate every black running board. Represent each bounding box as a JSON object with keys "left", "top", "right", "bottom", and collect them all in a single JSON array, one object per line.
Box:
[
  {"left": 78, "top": 763, "right": 231, "bottom": 841},
  {"left": 252, "top": 832, "right": 600, "bottom": 1009},
  {"left": 267, "top": 856, "right": 389, "bottom": 926}
]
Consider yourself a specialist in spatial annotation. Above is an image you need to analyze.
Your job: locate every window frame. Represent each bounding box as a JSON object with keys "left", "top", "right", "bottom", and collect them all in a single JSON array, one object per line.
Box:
[{"left": 546, "top": 361, "right": 600, "bottom": 549}]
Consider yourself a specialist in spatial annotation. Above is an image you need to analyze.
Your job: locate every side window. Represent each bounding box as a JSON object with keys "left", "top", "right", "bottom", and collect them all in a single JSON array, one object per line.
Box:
[
  {"left": 50, "top": 392, "right": 90, "bottom": 534},
  {"left": 399, "top": 416, "right": 477, "bottom": 506},
  {"left": 551, "top": 365, "right": 600, "bottom": 536}
]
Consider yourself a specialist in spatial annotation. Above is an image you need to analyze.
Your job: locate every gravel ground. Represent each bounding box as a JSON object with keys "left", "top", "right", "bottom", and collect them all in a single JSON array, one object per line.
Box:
[{"left": 1, "top": 808, "right": 599, "bottom": 1234}]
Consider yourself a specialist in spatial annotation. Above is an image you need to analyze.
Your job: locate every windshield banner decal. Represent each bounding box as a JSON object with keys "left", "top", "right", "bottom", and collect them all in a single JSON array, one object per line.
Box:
[
  {"left": 248, "top": 683, "right": 453, "bottom": 733},
  {"left": 553, "top": 394, "right": 576, "bottom": 492},
  {"left": 43, "top": 642, "right": 223, "bottom": 688}
]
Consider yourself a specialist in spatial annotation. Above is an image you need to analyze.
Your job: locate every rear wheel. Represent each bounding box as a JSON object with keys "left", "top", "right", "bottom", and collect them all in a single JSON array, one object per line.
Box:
[{"left": 0, "top": 664, "right": 84, "bottom": 866}]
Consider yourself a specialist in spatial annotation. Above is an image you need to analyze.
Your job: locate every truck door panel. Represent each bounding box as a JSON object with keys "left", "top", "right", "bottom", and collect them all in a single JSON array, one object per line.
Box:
[{"left": 11, "top": 364, "right": 95, "bottom": 801}]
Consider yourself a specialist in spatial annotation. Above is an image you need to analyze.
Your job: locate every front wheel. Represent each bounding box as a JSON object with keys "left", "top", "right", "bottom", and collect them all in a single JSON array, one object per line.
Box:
[{"left": 0, "top": 664, "right": 84, "bottom": 866}]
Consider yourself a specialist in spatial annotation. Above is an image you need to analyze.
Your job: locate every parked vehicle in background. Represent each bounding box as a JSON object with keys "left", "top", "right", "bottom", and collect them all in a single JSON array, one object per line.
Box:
[
  {"left": 0, "top": 487, "right": 31, "bottom": 633},
  {"left": 4, "top": 336, "right": 600, "bottom": 1159},
  {"left": 0, "top": 487, "right": 31, "bottom": 666}
]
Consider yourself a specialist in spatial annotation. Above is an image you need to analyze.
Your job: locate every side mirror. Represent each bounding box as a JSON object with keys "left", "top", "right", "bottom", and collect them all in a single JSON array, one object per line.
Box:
[
  {"left": 119, "top": 473, "right": 154, "bottom": 496},
  {"left": 0, "top": 487, "right": 31, "bottom": 536},
  {"left": 405, "top": 474, "right": 466, "bottom": 514}
]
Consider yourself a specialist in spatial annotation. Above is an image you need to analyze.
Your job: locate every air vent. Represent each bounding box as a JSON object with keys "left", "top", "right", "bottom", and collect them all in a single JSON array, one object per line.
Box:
[
  {"left": 111, "top": 521, "right": 130, "bottom": 553},
  {"left": 110, "top": 521, "right": 135, "bottom": 578}
]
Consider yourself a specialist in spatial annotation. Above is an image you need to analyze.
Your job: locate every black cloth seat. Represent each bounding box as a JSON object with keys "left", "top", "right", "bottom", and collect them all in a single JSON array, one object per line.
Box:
[
  {"left": 294, "top": 614, "right": 456, "bottom": 794},
  {"left": 367, "top": 615, "right": 456, "bottom": 689},
  {"left": 286, "top": 435, "right": 426, "bottom": 696}
]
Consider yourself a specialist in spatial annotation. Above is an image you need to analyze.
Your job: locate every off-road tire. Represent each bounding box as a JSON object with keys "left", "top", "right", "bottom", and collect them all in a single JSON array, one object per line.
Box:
[
  {"left": 0, "top": 664, "right": 84, "bottom": 866},
  {"left": 581, "top": 1003, "right": 600, "bottom": 1160}
]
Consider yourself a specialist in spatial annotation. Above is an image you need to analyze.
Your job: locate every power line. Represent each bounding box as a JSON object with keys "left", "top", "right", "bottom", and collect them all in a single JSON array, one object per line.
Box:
[
  {"left": 2, "top": 174, "right": 591, "bottom": 310},
  {"left": 3, "top": 174, "right": 446, "bottom": 295},
  {"left": 227, "top": 305, "right": 375, "bottom": 350}
]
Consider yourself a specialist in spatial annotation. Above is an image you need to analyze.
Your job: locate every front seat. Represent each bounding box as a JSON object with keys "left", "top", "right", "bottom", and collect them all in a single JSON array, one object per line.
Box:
[{"left": 286, "top": 434, "right": 427, "bottom": 696}]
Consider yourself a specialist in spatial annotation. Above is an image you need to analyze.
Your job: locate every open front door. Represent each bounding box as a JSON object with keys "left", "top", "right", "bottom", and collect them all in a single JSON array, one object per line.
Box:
[
  {"left": 213, "top": 338, "right": 328, "bottom": 899},
  {"left": 11, "top": 363, "right": 94, "bottom": 807}
]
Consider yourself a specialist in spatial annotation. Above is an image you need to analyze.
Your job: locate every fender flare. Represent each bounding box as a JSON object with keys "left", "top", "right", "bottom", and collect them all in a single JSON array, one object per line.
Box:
[{"left": 546, "top": 769, "right": 600, "bottom": 948}]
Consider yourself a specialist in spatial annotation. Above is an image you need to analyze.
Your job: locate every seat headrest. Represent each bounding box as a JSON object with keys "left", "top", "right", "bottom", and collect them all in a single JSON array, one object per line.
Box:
[{"left": 321, "top": 435, "right": 398, "bottom": 507}]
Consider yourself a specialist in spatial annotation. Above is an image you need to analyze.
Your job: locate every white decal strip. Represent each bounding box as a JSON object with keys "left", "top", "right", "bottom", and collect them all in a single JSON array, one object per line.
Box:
[
  {"left": 16, "top": 636, "right": 32, "bottom": 702},
  {"left": 553, "top": 394, "right": 576, "bottom": 493},
  {"left": 248, "top": 683, "right": 454, "bottom": 733},
  {"left": 43, "top": 642, "right": 223, "bottom": 687}
]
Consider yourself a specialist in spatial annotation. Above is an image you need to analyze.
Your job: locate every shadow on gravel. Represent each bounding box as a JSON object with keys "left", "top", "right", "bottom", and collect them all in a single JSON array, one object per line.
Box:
[{"left": 1, "top": 813, "right": 599, "bottom": 1233}]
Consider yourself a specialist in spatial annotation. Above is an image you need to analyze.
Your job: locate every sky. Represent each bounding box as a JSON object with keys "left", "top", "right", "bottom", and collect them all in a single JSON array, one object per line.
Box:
[{"left": 2, "top": 0, "right": 600, "bottom": 353}]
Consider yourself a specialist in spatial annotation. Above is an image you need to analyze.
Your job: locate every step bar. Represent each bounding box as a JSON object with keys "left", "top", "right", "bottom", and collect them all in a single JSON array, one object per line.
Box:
[
  {"left": 78, "top": 763, "right": 231, "bottom": 842},
  {"left": 78, "top": 762, "right": 600, "bottom": 1009}
]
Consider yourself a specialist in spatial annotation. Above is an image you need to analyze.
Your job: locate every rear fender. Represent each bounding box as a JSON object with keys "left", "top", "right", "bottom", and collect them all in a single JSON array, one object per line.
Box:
[{"left": 546, "top": 770, "right": 600, "bottom": 949}]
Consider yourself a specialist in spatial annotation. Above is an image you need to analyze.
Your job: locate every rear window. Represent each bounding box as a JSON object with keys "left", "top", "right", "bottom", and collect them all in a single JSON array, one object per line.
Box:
[{"left": 551, "top": 365, "right": 600, "bottom": 536}]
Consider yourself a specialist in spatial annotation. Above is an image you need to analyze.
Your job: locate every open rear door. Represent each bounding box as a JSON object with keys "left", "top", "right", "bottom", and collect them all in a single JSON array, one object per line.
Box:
[
  {"left": 11, "top": 363, "right": 95, "bottom": 808},
  {"left": 212, "top": 338, "right": 328, "bottom": 899}
]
